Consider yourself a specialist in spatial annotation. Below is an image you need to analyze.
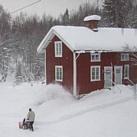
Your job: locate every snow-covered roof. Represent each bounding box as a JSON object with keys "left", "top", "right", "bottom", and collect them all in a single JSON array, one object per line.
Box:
[
  {"left": 37, "top": 25, "right": 137, "bottom": 53},
  {"left": 83, "top": 15, "right": 101, "bottom": 21}
]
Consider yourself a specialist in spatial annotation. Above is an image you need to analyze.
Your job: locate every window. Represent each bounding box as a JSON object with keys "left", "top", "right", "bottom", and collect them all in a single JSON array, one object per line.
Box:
[
  {"left": 121, "top": 53, "right": 129, "bottom": 61},
  {"left": 90, "top": 66, "right": 100, "bottom": 81},
  {"left": 91, "top": 53, "right": 101, "bottom": 62},
  {"left": 55, "top": 66, "right": 63, "bottom": 81},
  {"left": 124, "top": 64, "right": 129, "bottom": 79},
  {"left": 54, "top": 41, "right": 62, "bottom": 57}
]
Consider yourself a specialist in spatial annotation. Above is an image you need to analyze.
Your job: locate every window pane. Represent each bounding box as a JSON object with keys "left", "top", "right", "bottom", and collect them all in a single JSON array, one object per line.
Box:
[
  {"left": 91, "top": 53, "right": 100, "bottom": 62},
  {"left": 57, "top": 68, "right": 60, "bottom": 80},
  {"left": 121, "top": 53, "right": 129, "bottom": 61},
  {"left": 96, "top": 68, "right": 99, "bottom": 79},
  {"left": 92, "top": 72, "right": 95, "bottom": 80},
  {"left": 95, "top": 55, "right": 98, "bottom": 60},
  {"left": 55, "top": 41, "right": 62, "bottom": 57},
  {"left": 91, "top": 66, "right": 100, "bottom": 81},
  {"left": 55, "top": 66, "right": 63, "bottom": 81},
  {"left": 92, "top": 55, "right": 95, "bottom": 60},
  {"left": 124, "top": 65, "right": 129, "bottom": 78}
]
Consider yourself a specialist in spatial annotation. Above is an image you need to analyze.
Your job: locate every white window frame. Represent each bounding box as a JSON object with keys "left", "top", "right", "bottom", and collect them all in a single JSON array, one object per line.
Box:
[
  {"left": 90, "top": 52, "right": 101, "bottom": 62},
  {"left": 54, "top": 41, "right": 62, "bottom": 57},
  {"left": 55, "top": 65, "right": 63, "bottom": 82},
  {"left": 124, "top": 64, "right": 129, "bottom": 79},
  {"left": 90, "top": 66, "right": 101, "bottom": 81},
  {"left": 121, "top": 53, "right": 129, "bottom": 61}
]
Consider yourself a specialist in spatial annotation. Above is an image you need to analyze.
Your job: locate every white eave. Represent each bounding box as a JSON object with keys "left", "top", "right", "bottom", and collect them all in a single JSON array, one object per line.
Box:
[{"left": 37, "top": 31, "right": 52, "bottom": 53}]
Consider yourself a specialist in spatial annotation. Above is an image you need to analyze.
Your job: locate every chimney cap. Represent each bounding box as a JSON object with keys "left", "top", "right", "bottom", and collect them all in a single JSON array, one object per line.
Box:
[{"left": 83, "top": 15, "right": 101, "bottom": 22}]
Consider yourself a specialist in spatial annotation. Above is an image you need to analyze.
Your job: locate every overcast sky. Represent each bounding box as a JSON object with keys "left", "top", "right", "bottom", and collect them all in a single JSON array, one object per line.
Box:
[{"left": 0, "top": 0, "right": 101, "bottom": 18}]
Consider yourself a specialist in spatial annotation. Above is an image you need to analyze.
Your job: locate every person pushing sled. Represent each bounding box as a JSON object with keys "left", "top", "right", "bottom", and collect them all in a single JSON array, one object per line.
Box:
[{"left": 19, "top": 108, "right": 35, "bottom": 131}]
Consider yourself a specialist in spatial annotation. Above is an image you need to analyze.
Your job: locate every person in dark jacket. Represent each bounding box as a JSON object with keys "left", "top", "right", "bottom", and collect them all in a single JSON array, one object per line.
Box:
[{"left": 27, "top": 108, "right": 35, "bottom": 131}]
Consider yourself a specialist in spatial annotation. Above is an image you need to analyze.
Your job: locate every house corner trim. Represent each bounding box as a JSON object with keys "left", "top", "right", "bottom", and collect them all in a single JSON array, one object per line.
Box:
[{"left": 73, "top": 52, "right": 77, "bottom": 98}]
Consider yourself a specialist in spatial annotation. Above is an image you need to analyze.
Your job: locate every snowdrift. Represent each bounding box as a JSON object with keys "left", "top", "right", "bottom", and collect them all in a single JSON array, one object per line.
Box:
[{"left": 0, "top": 82, "right": 137, "bottom": 137}]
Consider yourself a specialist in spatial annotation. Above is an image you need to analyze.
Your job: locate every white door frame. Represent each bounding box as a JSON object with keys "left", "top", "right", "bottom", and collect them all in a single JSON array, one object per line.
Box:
[
  {"left": 114, "top": 66, "right": 123, "bottom": 85},
  {"left": 104, "top": 66, "right": 113, "bottom": 88}
]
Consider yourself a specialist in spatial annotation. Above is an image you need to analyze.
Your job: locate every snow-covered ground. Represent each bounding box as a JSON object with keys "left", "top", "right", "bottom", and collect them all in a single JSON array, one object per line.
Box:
[{"left": 0, "top": 82, "right": 137, "bottom": 137}]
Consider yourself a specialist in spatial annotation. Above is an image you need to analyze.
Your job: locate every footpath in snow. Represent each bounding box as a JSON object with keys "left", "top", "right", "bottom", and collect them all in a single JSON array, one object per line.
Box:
[{"left": 0, "top": 82, "right": 137, "bottom": 137}]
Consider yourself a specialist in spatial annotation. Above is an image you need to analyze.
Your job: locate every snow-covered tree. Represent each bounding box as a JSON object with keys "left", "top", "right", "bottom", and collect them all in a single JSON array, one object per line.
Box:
[
  {"left": 60, "top": 9, "right": 70, "bottom": 25},
  {"left": 103, "top": 0, "right": 133, "bottom": 27},
  {"left": 103, "top": 0, "right": 115, "bottom": 27},
  {"left": 0, "top": 5, "right": 11, "bottom": 82},
  {"left": 127, "top": 5, "right": 137, "bottom": 28}
]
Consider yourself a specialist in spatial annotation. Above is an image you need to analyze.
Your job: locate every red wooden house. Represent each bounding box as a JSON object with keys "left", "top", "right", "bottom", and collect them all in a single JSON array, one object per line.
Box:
[{"left": 37, "top": 15, "right": 137, "bottom": 97}]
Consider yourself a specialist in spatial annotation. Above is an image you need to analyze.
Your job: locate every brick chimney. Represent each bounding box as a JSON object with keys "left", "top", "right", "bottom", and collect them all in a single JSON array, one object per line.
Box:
[{"left": 83, "top": 15, "right": 101, "bottom": 31}]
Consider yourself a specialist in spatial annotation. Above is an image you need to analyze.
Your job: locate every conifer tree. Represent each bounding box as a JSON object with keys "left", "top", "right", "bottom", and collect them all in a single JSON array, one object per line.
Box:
[
  {"left": 103, "top": 0, "right": 132, "bottom": 27},
  {"left": 103, "top": 0, "right": 115, "bottom": 27}
]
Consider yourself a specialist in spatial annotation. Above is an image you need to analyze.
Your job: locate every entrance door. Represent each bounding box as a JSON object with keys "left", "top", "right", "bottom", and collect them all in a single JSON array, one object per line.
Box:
[
  {"left": 114, "top": 66, "right": 123, "bottom": 85},
  {"left": 104, "top": 67, "right": 112, "bottom": 88}
]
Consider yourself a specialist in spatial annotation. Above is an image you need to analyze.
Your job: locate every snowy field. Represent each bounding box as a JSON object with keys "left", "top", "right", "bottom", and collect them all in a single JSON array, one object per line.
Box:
[{"left": 0, "top": 82, "right": 137, "bottom": 137}]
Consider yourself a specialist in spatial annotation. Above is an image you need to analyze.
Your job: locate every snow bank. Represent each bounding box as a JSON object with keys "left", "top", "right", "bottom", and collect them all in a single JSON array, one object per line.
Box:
[
  {"left": 40, "top": 85, "right": 135, "bottom": 123},
  {"left": 34, "top": 84, "right": 74, "bottom": 104},
  {"left": 0, "top": 82, "right": 74, "bottom": 121}
]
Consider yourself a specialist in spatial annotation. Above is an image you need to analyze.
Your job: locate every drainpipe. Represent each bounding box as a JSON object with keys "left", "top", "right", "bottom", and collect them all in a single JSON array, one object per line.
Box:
[
  {"left": 45, "top": 50, "right": 47, "bottom": 84},
  {"left": 73, "top": 51, "right": 83, "bottom": 98}
]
